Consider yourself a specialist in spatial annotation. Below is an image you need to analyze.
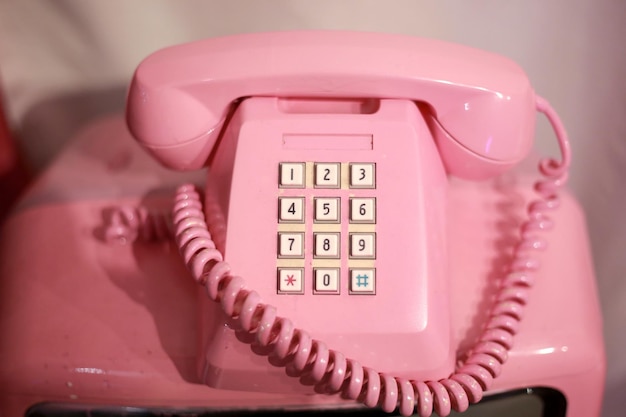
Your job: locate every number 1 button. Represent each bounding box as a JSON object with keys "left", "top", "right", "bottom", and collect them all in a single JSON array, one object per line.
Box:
[{"left": 279, "top": 163, "right": 305, "bottom": 188}]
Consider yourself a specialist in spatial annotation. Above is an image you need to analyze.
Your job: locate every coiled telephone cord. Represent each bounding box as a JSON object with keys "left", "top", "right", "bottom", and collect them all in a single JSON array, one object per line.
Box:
[{"left": 170, "top": 97, "right": 569, "bottom": 417}]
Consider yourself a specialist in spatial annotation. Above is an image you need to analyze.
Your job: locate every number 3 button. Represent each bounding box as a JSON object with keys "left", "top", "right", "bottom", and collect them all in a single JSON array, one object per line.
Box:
[{"left": 350, "top": 163, "right": 375, "bottom": 188}]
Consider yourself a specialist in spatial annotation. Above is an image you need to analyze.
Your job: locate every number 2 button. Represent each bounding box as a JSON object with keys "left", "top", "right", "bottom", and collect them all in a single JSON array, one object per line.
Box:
[{"left": 314, "top": 163, "right": 340, "bottom": 188}]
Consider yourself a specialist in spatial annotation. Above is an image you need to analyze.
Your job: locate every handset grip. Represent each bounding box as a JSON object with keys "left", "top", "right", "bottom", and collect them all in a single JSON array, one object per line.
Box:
[{"left": 127, "top": 31, "right": 535, "bottom": 173}]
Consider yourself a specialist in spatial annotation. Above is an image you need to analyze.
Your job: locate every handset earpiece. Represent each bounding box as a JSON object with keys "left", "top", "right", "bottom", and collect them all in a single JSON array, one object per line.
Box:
[{"left": 126, "top": 70, "right": 228, "bottom": 170}]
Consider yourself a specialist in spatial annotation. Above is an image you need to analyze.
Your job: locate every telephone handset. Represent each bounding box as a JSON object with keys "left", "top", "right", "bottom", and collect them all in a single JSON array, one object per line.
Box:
[
  {"left": 127, "top": 31, "right": 535, "bottom": 179},
  {"left": 126, "top": 32, "right": 570, "bottom": 416}
]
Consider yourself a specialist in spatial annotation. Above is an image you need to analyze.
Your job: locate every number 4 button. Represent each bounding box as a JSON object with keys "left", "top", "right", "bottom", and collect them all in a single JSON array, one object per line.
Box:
[{"left": 279, "top": 197, "right": 305, "bottom": 223}]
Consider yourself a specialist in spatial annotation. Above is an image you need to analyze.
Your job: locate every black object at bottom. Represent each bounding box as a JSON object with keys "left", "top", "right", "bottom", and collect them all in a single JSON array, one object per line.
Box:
[{"left": 26, "top": 387, "right": 567, "bottom": 417}]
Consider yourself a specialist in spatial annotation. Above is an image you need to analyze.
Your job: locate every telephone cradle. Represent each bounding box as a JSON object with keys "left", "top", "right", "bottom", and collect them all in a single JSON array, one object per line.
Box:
[{"left": 0, "top": 32, "right": 605, "bottom": 417}]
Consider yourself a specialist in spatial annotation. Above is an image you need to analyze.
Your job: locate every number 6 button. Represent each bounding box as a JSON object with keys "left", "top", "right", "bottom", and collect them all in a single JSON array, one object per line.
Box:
[{"left": 350, "top": 197, "right": 376, "bottom": 223}]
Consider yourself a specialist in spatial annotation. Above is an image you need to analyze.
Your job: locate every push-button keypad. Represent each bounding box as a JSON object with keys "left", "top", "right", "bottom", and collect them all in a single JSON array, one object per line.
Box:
[{"left": 277, "top": 161, "right": 377, "bottom": 295}]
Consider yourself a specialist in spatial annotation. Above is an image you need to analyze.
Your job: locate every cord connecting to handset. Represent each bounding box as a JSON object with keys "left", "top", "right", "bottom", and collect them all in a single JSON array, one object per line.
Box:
[{"left": 170, "top": 96, "right": 569, "bottom": 417}]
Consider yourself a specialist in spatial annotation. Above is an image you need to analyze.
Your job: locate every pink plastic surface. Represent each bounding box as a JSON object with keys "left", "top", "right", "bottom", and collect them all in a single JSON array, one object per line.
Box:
[
  {"left": 0, "top": 116, "right": 605, "bottom": 416},
  {"left": 126, "top": 32, "right": 536, "bottom": 178}
]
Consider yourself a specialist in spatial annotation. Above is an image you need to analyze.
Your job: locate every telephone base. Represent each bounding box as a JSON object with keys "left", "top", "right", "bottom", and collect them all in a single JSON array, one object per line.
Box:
[{"left": 0, "top": 117, "right": 604, "bottom": 417}]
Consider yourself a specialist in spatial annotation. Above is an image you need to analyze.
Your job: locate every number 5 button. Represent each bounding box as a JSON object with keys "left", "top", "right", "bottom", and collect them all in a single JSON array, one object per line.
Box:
[
  {"left": 314, "top": 197, "right": 340, "bottom": 223},
  {"left": 350, "top": 197, "right": 376, "bottom": 223}
]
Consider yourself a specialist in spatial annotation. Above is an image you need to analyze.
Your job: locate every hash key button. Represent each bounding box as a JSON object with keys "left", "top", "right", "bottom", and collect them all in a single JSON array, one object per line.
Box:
[{"left": 349, "top": 269, "right": 376, "bottom": 295}]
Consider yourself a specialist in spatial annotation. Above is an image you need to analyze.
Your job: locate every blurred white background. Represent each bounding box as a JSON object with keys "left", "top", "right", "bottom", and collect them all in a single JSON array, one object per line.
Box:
[{"left": 0, "top": 1, "right": 623, "bottom": 415}]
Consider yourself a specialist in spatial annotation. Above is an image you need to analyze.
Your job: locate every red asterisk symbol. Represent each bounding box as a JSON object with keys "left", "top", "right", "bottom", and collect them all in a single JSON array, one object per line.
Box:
[{"left": 285, "top": 274, "right": 296, "bottom": 286}]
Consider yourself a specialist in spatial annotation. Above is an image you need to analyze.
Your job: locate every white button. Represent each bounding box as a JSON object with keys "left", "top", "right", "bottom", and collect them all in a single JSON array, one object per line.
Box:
[
  {"left": 279, "top": 197, "right": 305, "bottom": 223},
  {"left": 350, "top": 269, "right": 376, "bottom": 294},
  {"left": 350, "top": 233, "right": 376, "bottom": 258},
  {"left": 350, "top": 163, "right": 376, "bottom": 188},
  {"left": 314, "top": 268, "right": 340, "bottom": 294},
  {"left": 279, "top": 162, "right": 305, "bottom": 188},
  {"left": 350, "top": 198, "right": 376, "bottom": 223},
  {"left": 278, "top": 232, "right": 304, "bottom": 258},
  {"left": 278, "top": 268, "right": 304, "bottom": 294},
  {"left": 314, "top": 163, "right": 340, "bottom": 188},
  {"left": 314, "top": 233, "right": 340, "bottom": 258},
  {"left": 314, "top": 197, "right": 340, "bottom": 223}
]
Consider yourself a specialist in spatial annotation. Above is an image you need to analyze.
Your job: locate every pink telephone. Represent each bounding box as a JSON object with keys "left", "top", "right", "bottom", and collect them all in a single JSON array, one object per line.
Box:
[{"left": 0, "top": 32, "right": 605, "bottom": 417}]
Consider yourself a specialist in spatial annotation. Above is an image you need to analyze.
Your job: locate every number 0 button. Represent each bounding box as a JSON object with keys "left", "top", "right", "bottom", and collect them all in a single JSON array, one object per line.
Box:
[
  {"left": 314, "top": 268, "right": 340, "bottom": 294},
  {"left": 350, "top": 198, "right": 376, "bottom": 223}
]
